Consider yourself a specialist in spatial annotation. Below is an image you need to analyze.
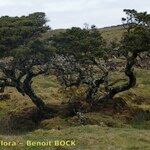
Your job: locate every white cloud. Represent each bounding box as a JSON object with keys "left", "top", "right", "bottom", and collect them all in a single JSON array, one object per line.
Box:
[{"left": 0, "top": 0, "right": 149, "bottom": 29}]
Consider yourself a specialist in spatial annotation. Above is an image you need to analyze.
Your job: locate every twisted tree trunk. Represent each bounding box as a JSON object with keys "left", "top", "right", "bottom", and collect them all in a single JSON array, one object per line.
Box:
[
  {"left": 23, "top": 73, "right": 46, "bottom": 111},
  {"left": 108, "top": 53, "right": 137, "bottom": 98},
  {"left": 86, "top": 75, "right": 106, "bottom": 103},
  {"left": 96, "top": 52, "right": 138, "bottom": 105}
]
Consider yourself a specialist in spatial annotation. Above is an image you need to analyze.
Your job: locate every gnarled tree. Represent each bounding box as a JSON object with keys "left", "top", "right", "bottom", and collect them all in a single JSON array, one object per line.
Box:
[
  {"left": 50, "top": 10, "right": 150, "bottom": 109},
  {"left": 0, "top": 12, "right": 54, "bottom": 111},
  {"left": 50, "top": 26, "right": 109, "bottom": 105}
]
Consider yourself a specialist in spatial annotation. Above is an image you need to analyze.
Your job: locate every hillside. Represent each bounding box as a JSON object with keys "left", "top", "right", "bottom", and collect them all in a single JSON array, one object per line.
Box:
[
  {"left": 42, "top": 25, "right": 125, "bottom": 42},
  {"left": 99, "top": 25, "right": 125, "bottom": 42},
  {"left": 0, "top": 25, "right": 150, "bottom": 150}
]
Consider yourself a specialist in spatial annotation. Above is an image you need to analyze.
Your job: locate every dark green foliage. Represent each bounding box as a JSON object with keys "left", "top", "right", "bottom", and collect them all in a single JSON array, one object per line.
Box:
[
  {"left": 51, "top": 27, "right": 106, "bottom": 63},
  {"left": 0, "top": 12, "right": 49, "bottom": 57},
  {"left": 121, "top": 9, "right": 150, "bottom": 54}
]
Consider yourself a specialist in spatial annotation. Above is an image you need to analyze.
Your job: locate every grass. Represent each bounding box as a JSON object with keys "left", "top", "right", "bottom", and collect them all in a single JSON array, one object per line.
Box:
[
  {"left": 132, "top": 121, "right": 150, "bottom": 130},
  {"left": 0, "top": 125, "right": 150, "bottom": 150},
  {"left": 0, "top": 67, "right": 149, "bottom": 149},
  {"left": 100, "top": 25, "right": 125, "bottom": 42},
  {"left": 115, "top": 68, "right": 150, "bottom": 110},
  {"left": 0, "top": 67, "right": 150, "bottom": 148},
  {"left": 0, "top": 70, "right": 149, "bottom": 149}
]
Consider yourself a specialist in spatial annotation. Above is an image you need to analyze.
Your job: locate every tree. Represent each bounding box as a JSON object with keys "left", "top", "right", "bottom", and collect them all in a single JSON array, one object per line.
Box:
[
  {"left": 0, "top": 12, "right": 53, "bottom": 112},
  {"left": 50, "top": 9, "right": 150, "bottom": 109},
  {"left": 50, "top": 27, "right": 108, "bottom": 105},
  {"left": 106, "top": 9, "right": 150, "bottom": 101}
]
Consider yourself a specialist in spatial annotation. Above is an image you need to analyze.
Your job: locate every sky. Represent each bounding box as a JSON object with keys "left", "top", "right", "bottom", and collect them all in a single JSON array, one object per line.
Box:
[{"left": 0, "top": 0, "right": 150, "bottom": 29}]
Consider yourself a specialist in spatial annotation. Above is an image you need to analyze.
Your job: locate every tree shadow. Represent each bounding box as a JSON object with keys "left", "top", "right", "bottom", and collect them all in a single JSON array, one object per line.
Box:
[{"left": 0, "top": 105, "right": 58, "bottom": 135}]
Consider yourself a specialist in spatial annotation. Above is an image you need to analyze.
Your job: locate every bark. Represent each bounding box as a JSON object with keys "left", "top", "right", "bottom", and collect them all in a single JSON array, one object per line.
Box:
[
  {"left": 86, "top": 57, "right": 109, "bottom": 103},
  {"left": 96, "top": 52, "right": 138, "bottom": 104},
  {"left": 1, "top": 61, "right": 47, "bottom": 112},
  {"left": 86, "top": 75, "right": 106, "bottom": 103},
  {"left": 23, "top": 72, "right": 46, "bottom": 111},
  {"left": 108, "top": 53, "right": 137, "bottom": 98},
  {"left": 0, "top": 68, "right": 47, "bottom": 111}
]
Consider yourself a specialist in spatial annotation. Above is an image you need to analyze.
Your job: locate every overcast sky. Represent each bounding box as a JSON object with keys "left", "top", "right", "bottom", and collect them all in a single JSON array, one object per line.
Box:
[{"left": 0, "top": 0, "right": 150, "bottom": 29}]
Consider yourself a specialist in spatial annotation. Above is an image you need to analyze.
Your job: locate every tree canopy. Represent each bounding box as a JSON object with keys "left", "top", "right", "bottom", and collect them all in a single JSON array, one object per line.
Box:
[{"left": 0, "top": 12, "right": 49, "bottom": 57}]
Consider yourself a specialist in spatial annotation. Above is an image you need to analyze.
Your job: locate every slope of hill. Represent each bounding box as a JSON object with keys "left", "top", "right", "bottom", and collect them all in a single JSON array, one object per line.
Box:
[
  {"left": 99, "top": 25, "right": 125, "bottom": 42},
  {"left": 42, "top": 25, "right": 125, "bottom": 42},
  {"left": 0, "top": 25, "right": 150, "bottom": 150}
]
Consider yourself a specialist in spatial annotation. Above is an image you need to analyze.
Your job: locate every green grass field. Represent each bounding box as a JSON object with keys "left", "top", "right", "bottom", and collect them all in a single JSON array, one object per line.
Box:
[{"left": 0, "top": 125, "right": 150, "bottom": 150}]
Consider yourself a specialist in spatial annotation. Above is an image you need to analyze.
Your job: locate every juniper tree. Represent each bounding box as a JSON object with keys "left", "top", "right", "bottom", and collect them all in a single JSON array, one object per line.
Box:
[
  {"left": 0, "top": 12, "right": 54, "bottom": 111},
  {"left": 50, "top": 26, "right": 109, "bottom": 104},
  {"left": 50, "top": 10, "right": 150, "bottom": 108}
]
